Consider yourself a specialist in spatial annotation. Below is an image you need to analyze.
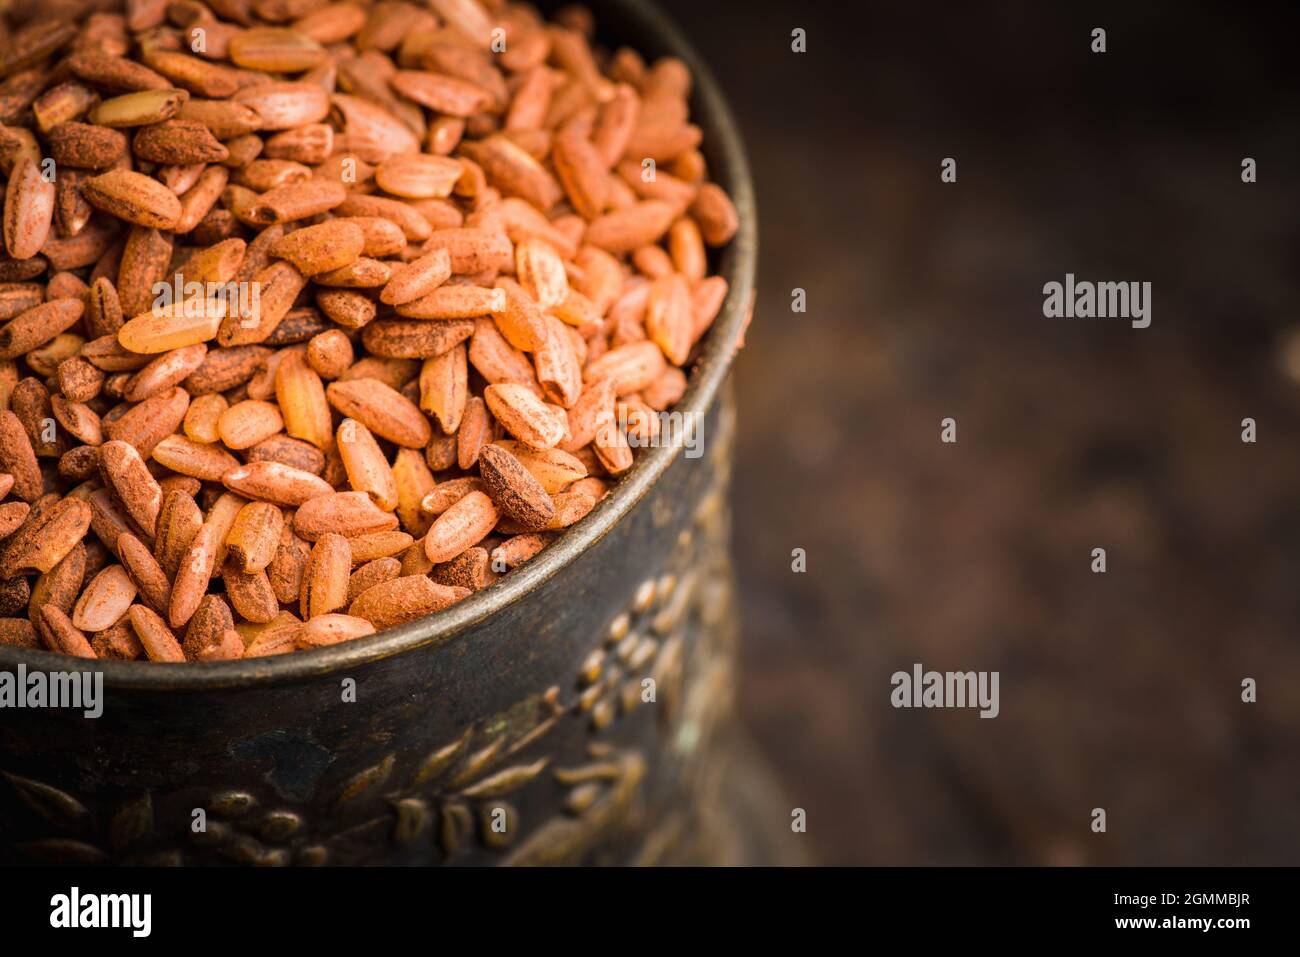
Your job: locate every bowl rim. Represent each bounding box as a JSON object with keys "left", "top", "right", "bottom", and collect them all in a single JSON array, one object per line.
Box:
[{"left": 0, "top": 0, "right": 757, "bottom": 690}]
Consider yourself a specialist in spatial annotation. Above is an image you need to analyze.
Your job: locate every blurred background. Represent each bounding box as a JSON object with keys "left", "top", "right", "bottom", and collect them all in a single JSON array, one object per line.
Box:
[{"left": 657, "top": 0, "right": 1300, "bottom": 864}]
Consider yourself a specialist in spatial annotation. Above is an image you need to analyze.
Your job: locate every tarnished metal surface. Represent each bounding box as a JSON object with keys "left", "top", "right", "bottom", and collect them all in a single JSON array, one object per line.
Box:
[{"left": 0, "top": 0, "right": 760, "bottom": 866}]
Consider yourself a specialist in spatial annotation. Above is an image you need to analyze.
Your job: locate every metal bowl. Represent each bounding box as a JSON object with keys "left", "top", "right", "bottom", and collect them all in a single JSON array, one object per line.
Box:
[{"left": 0, "top": 0, "right": 757, "bottom": 866}]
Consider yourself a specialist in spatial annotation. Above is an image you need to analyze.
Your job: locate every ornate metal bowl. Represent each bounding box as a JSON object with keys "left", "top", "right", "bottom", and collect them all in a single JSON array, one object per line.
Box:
[{"left": 0, "top": 0, "right": 757, "bottom": 866}]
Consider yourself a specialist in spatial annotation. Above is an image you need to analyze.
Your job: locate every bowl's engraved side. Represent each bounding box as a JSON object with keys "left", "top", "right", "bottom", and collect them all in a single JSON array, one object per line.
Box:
[{"left": 0, "top": 389, "right": 740, "bottom": 866}]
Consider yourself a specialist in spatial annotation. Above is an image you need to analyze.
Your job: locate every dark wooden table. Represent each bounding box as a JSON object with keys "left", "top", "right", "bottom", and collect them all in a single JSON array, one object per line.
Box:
[{"left": 660, "top": 0, "right": 1300, "bottom": 865}]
